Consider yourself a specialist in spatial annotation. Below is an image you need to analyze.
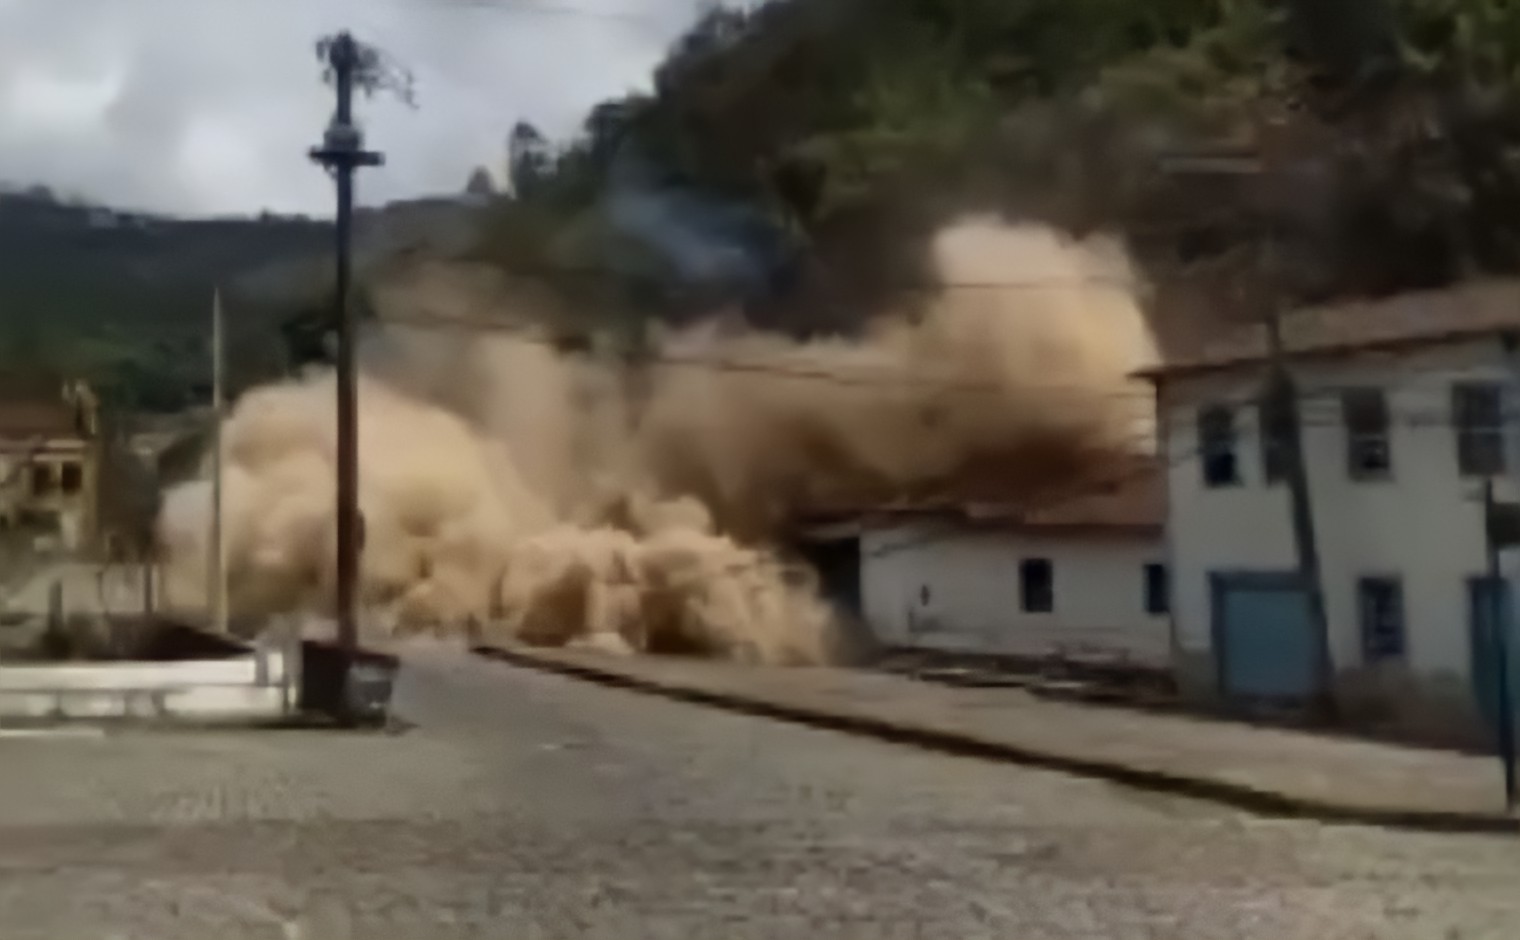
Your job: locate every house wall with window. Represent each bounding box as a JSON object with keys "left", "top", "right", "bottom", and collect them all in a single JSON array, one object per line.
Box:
[
  {"left": 858, "top": 522, "right": 1171, "bottom": 668},
  {"left": 0, "top": 439, "right": 98, "bottom": 551},
  {"left": 1155, "top": 334, "right": 1515, "bottom": 740},
  {"left": 0, "top": 379, "right": 103, "bottom": 553}
]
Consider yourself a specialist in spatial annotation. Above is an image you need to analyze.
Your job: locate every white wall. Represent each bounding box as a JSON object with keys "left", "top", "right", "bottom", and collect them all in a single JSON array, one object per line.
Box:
[
  {"left": 861, "top": 524, "right": 1170, "bottom": 667},
  {"left": 1162, "top": 338, "right": 1513, "bottom": 685}
]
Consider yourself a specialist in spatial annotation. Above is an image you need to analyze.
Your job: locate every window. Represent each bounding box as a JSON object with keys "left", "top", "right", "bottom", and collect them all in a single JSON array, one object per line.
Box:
[
  {"left": 1343, "top": 388, "right": 1392, "bottom": 480},
  {"left": 1020, "top": 558, "right": 1054, "bottom": 613},
  {"left": 1454, "top": 383, "right": 1506, "bottom": 477},
  {"left": 1144, "top": 563, "right": 1169, "bottom": 615},
  {"left": 59, "top": 462, "right": 82, "bottom": 495},
  {"left": 1358, "top": 577, "right": 1405, "bottom": 662},
  {"left": 29, "top": 463, "right": 53, "bottom": 496},
  {"left": 1198, "top": 404, "right": 1240, "bottom": 487},
  {"left": 1258, "top": 394, "right": 1291, "bottom": 485}
]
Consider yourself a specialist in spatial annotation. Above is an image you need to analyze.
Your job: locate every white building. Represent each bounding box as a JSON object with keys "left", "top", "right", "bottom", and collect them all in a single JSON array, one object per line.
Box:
[
  {"left": 1140, "top": 280, "right": 1520, "bottom": 744},
  {"left": 844, "top": 463, "right": 1172, "bottom": 669}
]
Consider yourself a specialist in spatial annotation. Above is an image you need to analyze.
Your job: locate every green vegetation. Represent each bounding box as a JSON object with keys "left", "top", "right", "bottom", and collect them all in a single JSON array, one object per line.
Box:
[
  {"left": 0, "top": 188, "right": 481, "bottom": 412},
  {"left": 477, "top": 0, "right": 1520, "bottom": 338},
  {"left": 4, "top": 1, "right": 1517, "bottom": 408},
  {"left": 0, "top": 189, "right": 332, "bottom": 411}
]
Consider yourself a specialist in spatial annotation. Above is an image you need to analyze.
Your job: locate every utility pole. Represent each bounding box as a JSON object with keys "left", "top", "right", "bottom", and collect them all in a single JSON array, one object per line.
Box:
[
  {"left": 1159, "top": 146, "right": 1336, "bottom": 718},
  {"left": 309, "top": 32, "right": 384, "bottom": 674},
  {"left": 1260, "top": 247, "right": 1334, "bottom": 720},
  {"left": 1482, "top": 477, "right": 1517, "bottom": 810},
  {"left": 209, "top": 288, "right": 228, "bottom": 634}
]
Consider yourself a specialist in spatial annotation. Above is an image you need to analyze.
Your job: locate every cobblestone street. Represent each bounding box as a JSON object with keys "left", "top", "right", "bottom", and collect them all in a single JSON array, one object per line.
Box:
[{"left": 0, "top": 644, "right": 1516, "bottom": 939}]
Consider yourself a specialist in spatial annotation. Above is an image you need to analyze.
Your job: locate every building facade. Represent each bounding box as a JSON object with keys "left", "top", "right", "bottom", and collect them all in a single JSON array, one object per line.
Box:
[
  {"left": 848, "top": 465, "right": 1171, "bottom": 669},
  {"left": 0, "top": 378, "right": 101, "bottom": 552},
  {"left": 1144, "top": 281, "right": 1520, "bottom": 744}
]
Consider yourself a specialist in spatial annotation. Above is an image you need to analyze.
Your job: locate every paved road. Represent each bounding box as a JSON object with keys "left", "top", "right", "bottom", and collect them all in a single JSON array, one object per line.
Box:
[{"left": 0, "top": 644, "right": 1516, "bottom": 939}]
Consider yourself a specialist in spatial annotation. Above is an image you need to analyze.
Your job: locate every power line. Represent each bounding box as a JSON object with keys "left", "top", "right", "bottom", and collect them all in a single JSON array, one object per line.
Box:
[
  {"left": 371, "top": 309, "right": 1163, "bottom": 403},
  {"left": 374, "top": 307, "right": 1520, "bottom": 417},
  {"left": 212, "top": 291, "right": 1514, "bottom": 427},
  {"left": 637, "top": 423, "right": 1172, "bottom": 597},
  {"left": 452, "top": 256, "right": 1143, "bottom": 293},
  {"left": 847, "top": 391, "right": 1514, "bottom": 566},
  {"left": 858, "top": 433, "right": 1192, "bottom": 565}
]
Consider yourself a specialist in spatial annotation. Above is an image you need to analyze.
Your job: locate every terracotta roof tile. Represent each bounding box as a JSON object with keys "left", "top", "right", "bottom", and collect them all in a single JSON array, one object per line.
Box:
[
  {"left": 806, "top": 456, "right": 1164, "bottom": 535},
  {"left": 0, "top": 401, "right": 80, "bottom": 438},
  {"left": 1136, "top": 279, "right": 1520, "bottom": 379}
]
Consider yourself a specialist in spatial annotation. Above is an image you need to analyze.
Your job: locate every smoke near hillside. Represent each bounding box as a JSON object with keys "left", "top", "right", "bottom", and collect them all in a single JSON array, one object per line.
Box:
[{"left": 156, "top": 218, "right": 1157, "bottom": 664}]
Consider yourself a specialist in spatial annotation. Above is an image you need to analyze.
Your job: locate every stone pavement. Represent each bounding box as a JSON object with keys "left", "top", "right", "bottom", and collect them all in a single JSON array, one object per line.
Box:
[
  {"left": 2, "top": 643, "right": 1519, "bottom": 938},
  {"left": 480, "top": 643, "right": 1520, "bottom": 831}
]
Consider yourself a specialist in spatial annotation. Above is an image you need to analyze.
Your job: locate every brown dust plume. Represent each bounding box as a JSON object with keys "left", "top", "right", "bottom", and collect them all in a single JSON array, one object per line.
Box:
[{"left": 156, "top": 217, "right": 1158, "bottom": 664}]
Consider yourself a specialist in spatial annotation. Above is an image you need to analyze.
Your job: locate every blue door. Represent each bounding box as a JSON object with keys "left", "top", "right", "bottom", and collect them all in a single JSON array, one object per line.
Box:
[
  {"left": 1213, "top": 573, "right": 1317, "bottom": 701},
  {"left": 1468, "top": 578, "right": 1520, "bottom": 736}
]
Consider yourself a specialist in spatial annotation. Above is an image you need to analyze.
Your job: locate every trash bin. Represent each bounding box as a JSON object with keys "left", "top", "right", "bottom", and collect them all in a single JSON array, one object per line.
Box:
[{"left": 298, "top": 640, "right": 398, "bottom": 726}]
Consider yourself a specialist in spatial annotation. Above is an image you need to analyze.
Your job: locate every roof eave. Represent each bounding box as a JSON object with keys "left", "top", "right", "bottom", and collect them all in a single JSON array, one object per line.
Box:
[{"left": 1130, "top": 324, "right": 1520, "bottom": 384}]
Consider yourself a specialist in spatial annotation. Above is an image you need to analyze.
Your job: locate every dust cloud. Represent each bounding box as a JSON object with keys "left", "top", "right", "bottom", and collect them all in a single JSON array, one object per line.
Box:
[{"left": 156, "top": 218, "right": 1158, "bottom": 664}]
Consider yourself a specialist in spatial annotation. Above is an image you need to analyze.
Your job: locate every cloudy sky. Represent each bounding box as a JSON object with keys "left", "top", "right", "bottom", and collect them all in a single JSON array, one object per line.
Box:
[{"left": 0, "top": 0, "right": 720, "bottom": 216}]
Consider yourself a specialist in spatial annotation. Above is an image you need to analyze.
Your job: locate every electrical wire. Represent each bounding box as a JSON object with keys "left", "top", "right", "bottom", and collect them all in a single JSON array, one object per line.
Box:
[
  {"left": 372, "top": 306, "right": 1520, "bottom": 417},
  {"left": 199, "top": 293, "right": 1518, "bottom": 601},
  {"left": 797, "top": 389, "right": 1510, "bottom": 570},
  {"left": 370, "top": 308, "right": 1162, "bottom": 403}
]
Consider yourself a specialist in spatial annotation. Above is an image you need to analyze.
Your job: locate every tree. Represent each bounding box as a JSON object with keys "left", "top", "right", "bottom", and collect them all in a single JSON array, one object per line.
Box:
[
  {"left": 507, "top": 122, "right": 553, "bottom": 198},
  {"left": 473, "top": 0, "right": 1520, "bottom": 336},
  {"left": 465, "top": 167, "right": 496, "bottom": 199}
]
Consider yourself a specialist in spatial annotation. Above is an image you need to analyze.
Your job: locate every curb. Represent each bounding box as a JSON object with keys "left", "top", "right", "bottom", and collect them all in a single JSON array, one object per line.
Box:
[{"left": 474, "top": 644, "right": 1520, "bottom": 836}]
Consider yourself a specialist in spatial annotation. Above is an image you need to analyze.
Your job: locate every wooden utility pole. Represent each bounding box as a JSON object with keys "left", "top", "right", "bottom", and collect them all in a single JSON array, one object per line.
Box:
[
  {"left": 1259, "top": 249, "right": 1334, "bottom": 719},
  {"left": 310, "top": 32, "right": 383, "bottom": 672},
  {"left": 1159, "top": 147, "right": 1335, "bottom": 716},
  {"left": 209, "top": 288, "right": 228, "bottom": 633},
  {"left": 1482, "top": 477, "right": 1517, "bottom": 810}
]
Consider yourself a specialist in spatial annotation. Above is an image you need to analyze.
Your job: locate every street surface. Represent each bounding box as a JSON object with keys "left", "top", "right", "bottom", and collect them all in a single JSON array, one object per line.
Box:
[{"left": 0, "top": 643, "right": 1516, "bottom": 939}]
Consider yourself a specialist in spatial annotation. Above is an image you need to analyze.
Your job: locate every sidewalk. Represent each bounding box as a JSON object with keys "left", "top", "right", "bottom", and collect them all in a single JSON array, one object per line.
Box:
[{"left": 477, "top": 642, "right": 1520, "bottom": 833}]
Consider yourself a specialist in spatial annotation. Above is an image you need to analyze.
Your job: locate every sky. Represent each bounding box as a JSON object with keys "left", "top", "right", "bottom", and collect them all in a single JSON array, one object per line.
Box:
[{"left": 0, "top": 0, "right": 722, "bottom": 216}]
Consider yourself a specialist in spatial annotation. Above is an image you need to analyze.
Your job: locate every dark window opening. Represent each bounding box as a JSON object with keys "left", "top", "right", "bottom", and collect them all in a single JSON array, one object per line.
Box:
[
  {"left": 1454, "top": 383, "right": 1506, "bottom": 477},
  {"left": 1358, "top": 576, "right": 1406, "bottom": 662},
  {"left": 1343, "top": 388, "right": 1392, "bottom": 480},
  {"left": 1199, "top": 404, "right": 1240, "bottom": 487},
  {"left": 1144, "top": 563, "right": 1169, "bottom": 615},
  {"left": 59, "top": 462, "right": 82, "bottom": 495},
  {"left": 1020, "top": 558, "right": 1054, "bottom": 613},
  {"left": 29, "top": 464, "right": 53, "bottom": 496}
]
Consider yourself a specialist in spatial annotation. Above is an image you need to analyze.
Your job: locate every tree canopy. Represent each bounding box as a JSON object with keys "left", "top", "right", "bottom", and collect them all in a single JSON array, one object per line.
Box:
[{"left": 473, "top": 0, "right": 1520, "bottom": 343}]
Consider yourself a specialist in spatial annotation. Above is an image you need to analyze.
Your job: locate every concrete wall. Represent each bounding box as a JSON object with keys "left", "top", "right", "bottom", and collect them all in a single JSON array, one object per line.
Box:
[
  {"left": 1, "top": 562, "right": 153, "bottom": 621},
  {"left": 1160, "top": 337, "right": 1513, "bottom": 737},
  {"left": 860, "top": 523, "right": 1170, "bottom": 667}
]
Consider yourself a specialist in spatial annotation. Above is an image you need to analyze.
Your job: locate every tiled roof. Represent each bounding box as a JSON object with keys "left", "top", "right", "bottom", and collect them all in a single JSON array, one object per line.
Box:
[
  {"left": 803, "top": 457, "right": 1164, "bottom": 536},
  {"left": 0, "top": 401, "right": 80, "bottom": 439},
  {"left": 1135, "top": 279, "right": 1520, "bottom": 379}
]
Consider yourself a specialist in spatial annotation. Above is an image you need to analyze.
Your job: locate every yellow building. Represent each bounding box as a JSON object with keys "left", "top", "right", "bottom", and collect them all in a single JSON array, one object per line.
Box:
[{"left": 0, "top": 378, "right": 101, "bottom": 552}]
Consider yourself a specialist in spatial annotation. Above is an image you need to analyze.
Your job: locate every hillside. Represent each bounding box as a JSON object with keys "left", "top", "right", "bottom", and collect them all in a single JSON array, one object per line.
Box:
[
  {"left": 4, "top": 0, "right": 1514, "bottom": 413},
  {"left": 473, "top": 0, "right": 1520, "bottom": 352},
  {"left": 0, "top": 186, "right": 488, "bottom": 411}
]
